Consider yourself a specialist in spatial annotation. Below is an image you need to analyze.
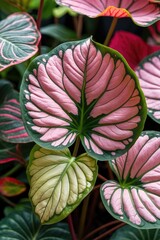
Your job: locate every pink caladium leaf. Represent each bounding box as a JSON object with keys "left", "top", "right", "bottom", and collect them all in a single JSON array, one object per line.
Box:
[
  {"left": 101, "top": 131, "right": 160, "bottom": 228},
  {"left": 0, "top": 98, "right": 32, "bottom": 143},
  {"left": 0, "top": 12, "right": 41, "bottom": 72},
  {"left": 20, "top": 37, "right": 147, "bottom": 160},
  {"left": 56, "top": 0, "right": 160, "bottom": 27},
  {"left": 0, "top": 177, "right": 26, "bottom": 197},
  {"left": 109, "top": 31, "right": 160, "bottom": 70},
  {"left": 136, "top": 50, "right": 160, "bottom": 124}
]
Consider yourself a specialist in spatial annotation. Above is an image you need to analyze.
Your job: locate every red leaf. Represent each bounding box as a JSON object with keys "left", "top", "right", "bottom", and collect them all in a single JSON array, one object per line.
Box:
[
  {"left": 109, "top": 31, "right": 160, "bottom": 69},
  {"left": 0, "top": 177, "right": 26, "bottom": 197}
]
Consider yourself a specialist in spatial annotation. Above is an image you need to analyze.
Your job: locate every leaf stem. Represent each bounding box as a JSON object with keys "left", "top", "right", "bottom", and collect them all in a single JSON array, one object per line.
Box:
[
  {"left": 36, "top": 0, "right": 44, "bottom": 54},
  {"left": 78, "top": 195, "right": 90, "bottom": 239},
  {"left": 103, "top": 17, "right": 118, "bottom": 46},
  {"left": 81, "top": 220, "right": 123, "bottom": 240},
  {"left": 0, "top": 195, "right": 16, "bottom": 207},
  {"left": 2, "top": 164, "right": 22, "bottom": 178},
  {"left": 67, "top": 214, "right": 78, "bottom": 240},
  {"left": 37, "top": 0, "right": 44, "bottom": 30},
  {"left": 98, "top": 174, "right": 107, "bottom": 182},
  {"left": 72, "top": 137, "right": 81, "bottom": 157},
  {"left": 92, "top": 222, "right": 125, "bottom": 240}
]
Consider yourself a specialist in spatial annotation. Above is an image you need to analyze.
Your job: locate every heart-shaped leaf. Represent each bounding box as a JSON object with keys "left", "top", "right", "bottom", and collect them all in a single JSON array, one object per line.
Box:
[
  {"left": 0, "top": 12, "right": 41, "bottom": 71},
  {"left": 27, "top": 145, "right": 98, "bottom": 224},
  {"left": 56, "top": 0, "right": 160, "bottom": 27},
  {"left": 101, "top": 131, "right": 160, "bottom": 228},
  {"left": 0, "top": 208, "right": 71, "bottom": 239},
  {"left": 136, "top": 50, "right": 160, "bottom": 124},
  {"left": 0, "top": 177, "right": 26, "bottom": 197},
  {"left": 110, "top": 225, "right": 160, "bottom": 240},
  {"left": 20, "top": 37, "right": 146, "bottom": 160},
  {"left": 0, "top": 98, "right": 32, "bottom": 143}
]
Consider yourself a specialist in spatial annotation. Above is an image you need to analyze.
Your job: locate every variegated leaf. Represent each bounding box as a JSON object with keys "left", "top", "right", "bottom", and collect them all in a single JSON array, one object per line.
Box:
[
  {"left": 136, "top": 50, "right": 160, "bottom": 124},
  {"left": 20, "top": 37, "right": 146, "bottom": 160},
  {"left": 56, "top": 0, "right": 160, "bottom": 27},
  {"left": 0, "top": 98, "right": 32, "bottom": 143},
  {"left": 0, "top": 177, "right": 26, "bottom": 197},
  {"left": 0, "top": 12, "right": 41, "bottom": 71},
  {"left": 101, "top": 131, "right": 160, "bottom": 228},
  {"left": 27, "top": 145, "right": 98, "bottom": 224}
]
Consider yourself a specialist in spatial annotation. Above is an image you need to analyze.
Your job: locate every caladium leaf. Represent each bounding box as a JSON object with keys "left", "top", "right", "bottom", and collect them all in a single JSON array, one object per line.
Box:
[
  {"left": 101, "top": 131, "right": 160, "bottom": 228},
  {"left": 110, "top": 225, "right": 160, "bottom": 240},
  {"left": 0, "top": 98, "right": 32, "bottom": 143},
  {"left": 56, "top": 0, "right": 160, "bottom": 27},
  {"left": 0, "top": 12, "right": 41, "bottom": 72},
  {"left": 109, "top": 30, "right": 160, "bottom": 70},
  {"left": 136, "top": 50, "right": 160, "bottom": 124},
  {"left": 27, "top": 145, "right": 98, "bottom": 224},
  {"left": 0, "top": 209, "right": 71, "bottom": 239},
  {"left": 0, "top": 177, "right": 26, "bottom": 197},
  {"left": 20, "top": 37, "right": 147, "bottom": 160}
]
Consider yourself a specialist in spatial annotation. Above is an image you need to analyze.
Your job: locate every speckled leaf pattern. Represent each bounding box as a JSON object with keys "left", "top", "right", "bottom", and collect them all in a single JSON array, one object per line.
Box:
[
  {"left": 0, "top": 99, "right": 32, "bottom": 143},
  {"left": 56, "top": 0, "right": 160, "bottom": 26},
  {"left": 0, "top": 12, "right": 41, "bottom": 71},
  {"left": 136, "top": 51, "right": 160, "bottom": 124},
  {"left": 110, "top": 225, "right": 160, "bottom": 240},
  {"left": 101, "top": 131, "right": 160, "bottom": 228},
  {"left": 0, "top": 209, "right": 71, "bottom": 240},
  {"left": 27, "top": 145, "right": 98, "bottom": 224},
  {"left": 20, "top": 38, "right": 146, "bottom": 160}
]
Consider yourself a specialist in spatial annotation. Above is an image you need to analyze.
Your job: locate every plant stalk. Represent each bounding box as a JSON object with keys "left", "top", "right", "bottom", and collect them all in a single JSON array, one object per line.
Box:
[
  {"left": 78, "top": 195, "right": 90, "bottom": 239},
  {"left": 92, "top": 222, "right": 125, "bottom": 240},
  {"left": 0, "top": 195, "right": 16, "bottom": 207},
  {"left": 72, "top": 137, "right": 81, "bottom": 157},
  {"left": 82, "top": 220, "right": 122, "bottom": 240},
  {"left": 2, "top": 164, "right": 22, "bottom": 178},
  {"left": 37, "top": 0, "right": 44, "bottom": 30},
  {"left": 103, "top": 17, "right": 118, "bottom": 46},
  {"left": 76, "top": 15, "right": 83, "bottom": 39},
  {"left": 67, "top": 214, "right": 78, "bottom": 240},
  {"left": 36, "top": 0, "right": 44, "bottom": 54}
]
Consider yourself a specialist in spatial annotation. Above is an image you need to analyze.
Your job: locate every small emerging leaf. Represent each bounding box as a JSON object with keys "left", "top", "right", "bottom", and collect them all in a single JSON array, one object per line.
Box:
[
  {"left": 27, "top": 145, "right": 98, "bottom": 224},
  {"left": 101, "top": 131, "right": 160, "bottom": 228},
  {"left": 0, "top": 177, "right": 26, "bottom": 197},
  {"left": 20, "top": 37, "right": 147, "bottom": 160}
]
